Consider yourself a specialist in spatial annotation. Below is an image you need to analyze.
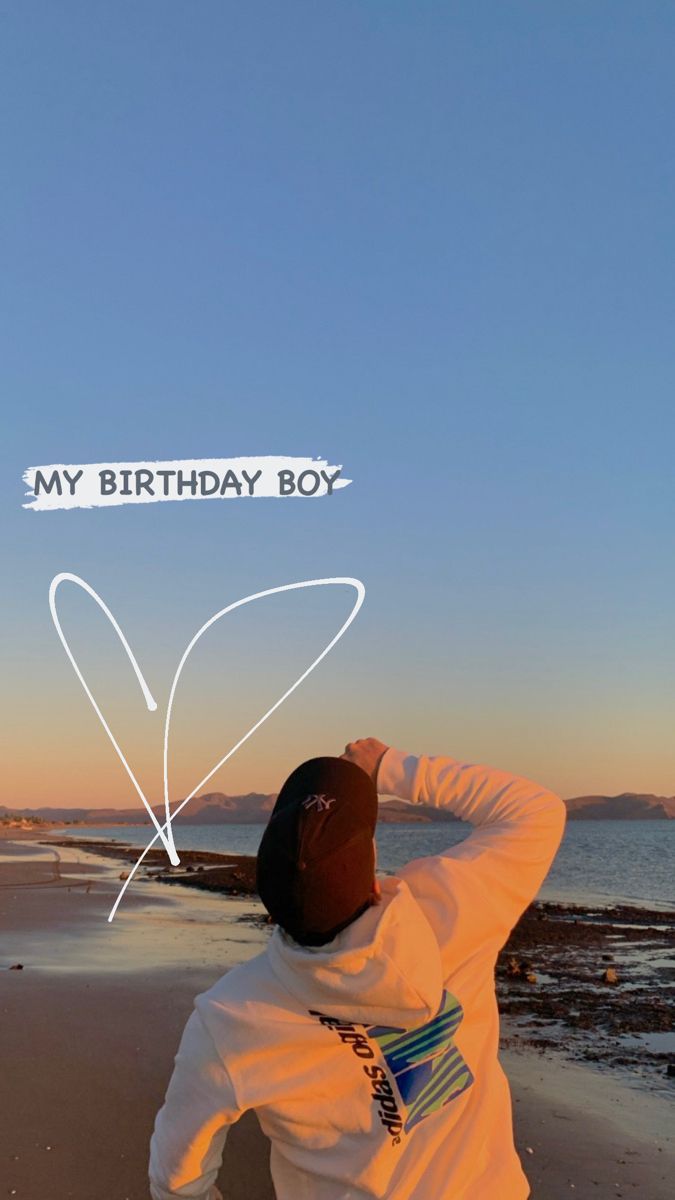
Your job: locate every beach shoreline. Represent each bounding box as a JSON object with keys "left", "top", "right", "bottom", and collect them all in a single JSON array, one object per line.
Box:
[{"left": 1, "top": 835, "right": 672, "bottom": 1199}]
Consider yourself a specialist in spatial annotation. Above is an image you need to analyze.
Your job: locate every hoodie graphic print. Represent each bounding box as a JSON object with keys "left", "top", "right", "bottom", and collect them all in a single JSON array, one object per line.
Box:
[{"left": 310, "top": 988, "right": 474, "bottom": 1141}]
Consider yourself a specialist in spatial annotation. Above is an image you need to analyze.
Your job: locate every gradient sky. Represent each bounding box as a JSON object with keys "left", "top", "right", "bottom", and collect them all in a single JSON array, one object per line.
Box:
[{"left": 2, "top": 2, "right": 674, "bottom": 809}]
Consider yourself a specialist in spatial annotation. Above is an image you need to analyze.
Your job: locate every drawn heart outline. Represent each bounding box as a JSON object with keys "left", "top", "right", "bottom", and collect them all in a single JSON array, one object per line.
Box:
[{"left": 49, "top": 573, "right": 366, "bottom": 921}]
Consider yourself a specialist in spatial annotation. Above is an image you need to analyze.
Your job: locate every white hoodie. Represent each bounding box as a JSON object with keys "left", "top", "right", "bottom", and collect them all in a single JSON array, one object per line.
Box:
[{"left": 149, "top": 747, "right": 566, "bottom": 1200}]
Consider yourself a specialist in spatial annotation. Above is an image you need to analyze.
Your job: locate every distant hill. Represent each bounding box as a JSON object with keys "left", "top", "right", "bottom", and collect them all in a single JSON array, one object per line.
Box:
[
  {"left": 2, "top": 789, "right": 675, "bottom": 824},
  {"left": 0, "top": 792, "right": 276, "bottom": 825},
  {"left": 564, "top": 792, "right": 675, "bottom": 820}
]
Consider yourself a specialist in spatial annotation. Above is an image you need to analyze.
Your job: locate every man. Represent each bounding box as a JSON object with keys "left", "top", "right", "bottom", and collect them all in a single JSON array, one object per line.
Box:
[{"left": 149, "top": 737, "right": 566, "bottom": 1200}]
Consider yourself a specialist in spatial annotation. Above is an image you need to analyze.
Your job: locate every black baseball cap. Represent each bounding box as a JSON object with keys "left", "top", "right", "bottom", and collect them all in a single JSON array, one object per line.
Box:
[{"left": 256, "top": 756, "right": 379, "bottom": 946}]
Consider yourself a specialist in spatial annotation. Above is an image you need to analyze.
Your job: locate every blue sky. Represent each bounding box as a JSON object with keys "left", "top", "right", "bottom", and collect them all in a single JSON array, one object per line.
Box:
[{"left": 2, "top": 2, "right": 674, "bottom": 806}]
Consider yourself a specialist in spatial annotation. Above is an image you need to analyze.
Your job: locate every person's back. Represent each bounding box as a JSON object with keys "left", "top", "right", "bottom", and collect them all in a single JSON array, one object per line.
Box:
[{"left": 149, "top": 738, "right": 566, "bottom": 1200}]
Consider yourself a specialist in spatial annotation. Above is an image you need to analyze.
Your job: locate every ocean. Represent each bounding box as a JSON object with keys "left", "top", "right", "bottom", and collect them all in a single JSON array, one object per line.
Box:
[{"left": 61, "top": 819, "right": 674, "bottom": 910}]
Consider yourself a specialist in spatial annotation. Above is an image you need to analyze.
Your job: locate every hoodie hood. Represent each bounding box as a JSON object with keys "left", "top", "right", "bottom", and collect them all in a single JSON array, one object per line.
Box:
[{"left": 266, "top": 876, "right": 444, "bottom": 1029}]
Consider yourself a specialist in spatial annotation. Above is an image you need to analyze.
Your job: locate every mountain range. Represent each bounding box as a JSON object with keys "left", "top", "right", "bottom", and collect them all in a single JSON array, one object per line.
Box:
[{"left": 2, "top": 789, "right": 675, "bottom": 824}]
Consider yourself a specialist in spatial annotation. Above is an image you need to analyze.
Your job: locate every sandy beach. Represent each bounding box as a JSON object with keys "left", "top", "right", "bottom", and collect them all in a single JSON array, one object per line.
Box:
[{"left": 1, "top": 835, "right": 672, "bottom": 1199}]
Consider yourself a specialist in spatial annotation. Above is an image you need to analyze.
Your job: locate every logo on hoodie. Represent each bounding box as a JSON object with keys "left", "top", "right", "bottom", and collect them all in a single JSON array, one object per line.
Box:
[
  {"left": 310, "top": 990, "right": 474, "bottom": 1141},
  {"left": 310, "top": 1010, "right": 406, "bottom": 1142}
]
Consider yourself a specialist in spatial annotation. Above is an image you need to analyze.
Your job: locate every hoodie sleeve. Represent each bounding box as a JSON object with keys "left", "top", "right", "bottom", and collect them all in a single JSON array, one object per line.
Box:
[
  {"left": 149, "top": 1006, "right": 241, "bottom": 1200},
  {"left": 376, "top": 747, "right": 566, "bottom": 957}
]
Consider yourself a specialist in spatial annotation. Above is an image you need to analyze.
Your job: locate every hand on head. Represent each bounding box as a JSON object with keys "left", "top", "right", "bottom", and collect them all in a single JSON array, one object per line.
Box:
[{"left": 341, "top": 738, "right": 389, "bottom": 786}]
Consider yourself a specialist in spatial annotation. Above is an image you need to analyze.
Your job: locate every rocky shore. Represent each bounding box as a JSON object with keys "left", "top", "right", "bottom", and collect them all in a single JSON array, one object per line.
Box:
[
  {"left": 45, "top": 837, "right": 260, "bottom": 894},
  {"left": 498, "top": 900, "right": 674, "bottom": 1084}
]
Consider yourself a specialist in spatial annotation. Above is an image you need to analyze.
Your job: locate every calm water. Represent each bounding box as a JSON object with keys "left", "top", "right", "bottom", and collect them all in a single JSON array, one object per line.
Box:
[{"left": 61, "top": 820, "right": 674, "bottom": 910}]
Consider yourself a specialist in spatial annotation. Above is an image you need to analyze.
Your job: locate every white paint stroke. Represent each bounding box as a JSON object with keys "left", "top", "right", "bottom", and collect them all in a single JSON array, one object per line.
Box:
[
  {"left": 25, "top": 456, "right": 350, "bottom": 511},
  {"left": 47, "top": 572, "right": 365, "bottom": 921}
]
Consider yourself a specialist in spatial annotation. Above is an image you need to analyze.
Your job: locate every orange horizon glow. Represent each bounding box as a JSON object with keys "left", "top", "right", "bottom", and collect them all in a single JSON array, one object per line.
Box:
[{"left": 5, "top": 710, "right": 675, "bottom": 809}]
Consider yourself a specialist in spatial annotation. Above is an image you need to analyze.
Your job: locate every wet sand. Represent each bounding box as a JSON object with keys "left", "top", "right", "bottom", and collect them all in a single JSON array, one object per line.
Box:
[{"left": 1, "top": 837, "right": 672, "bottom": 1199}]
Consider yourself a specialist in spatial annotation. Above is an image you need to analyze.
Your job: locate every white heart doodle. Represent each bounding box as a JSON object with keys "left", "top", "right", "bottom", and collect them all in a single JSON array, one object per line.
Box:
[{"left": 48, "top": 572, "right": 366, "bottom": 921}]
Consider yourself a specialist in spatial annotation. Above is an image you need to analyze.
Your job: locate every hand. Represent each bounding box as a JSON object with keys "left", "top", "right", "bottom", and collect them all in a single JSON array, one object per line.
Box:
[
  {"left": 341, "top": 738, "right": 389, "bottom": 787},
  {"left": 209, "top": 1187, "right": 224, "bottom": 1200}
]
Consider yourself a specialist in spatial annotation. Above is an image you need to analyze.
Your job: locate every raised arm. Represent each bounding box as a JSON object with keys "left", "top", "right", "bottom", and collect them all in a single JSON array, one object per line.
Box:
[
  {"left": 378, "top": 745, "right": 566, "bottom": 955},
  {"left": 149, "top": 1006, "right": 240, "bottom": 1200}
]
